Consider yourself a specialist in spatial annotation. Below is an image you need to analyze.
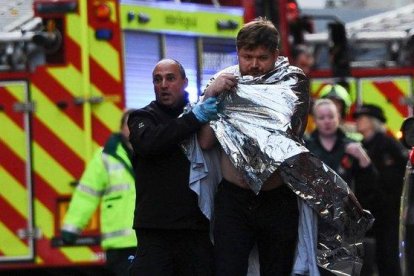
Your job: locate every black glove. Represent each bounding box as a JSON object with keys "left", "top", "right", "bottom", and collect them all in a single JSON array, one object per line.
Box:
[{"left": 61, "top": 230, "right": 79, "bottom": 245}]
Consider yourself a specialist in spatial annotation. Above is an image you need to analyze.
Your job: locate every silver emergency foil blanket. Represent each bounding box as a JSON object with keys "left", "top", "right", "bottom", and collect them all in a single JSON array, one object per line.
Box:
[
  {"left": 280, "top": 153, "right": 374, "bottom": 275},
  {"left": 208, "top": 57, "right": 374, "bottom": 276},
  {"left": 211, "top": 83, "right": 309, "bottom": 193}
]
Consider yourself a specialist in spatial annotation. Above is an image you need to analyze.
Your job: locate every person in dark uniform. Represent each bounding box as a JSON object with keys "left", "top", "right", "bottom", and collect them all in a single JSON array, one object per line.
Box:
[
  {"left": 127, "top": 59, "right": 218, "bottom": 276},
  {"left": 305, "top": 99, "right": 379, "bottom": 276},
  {"left": 353, "top": 104, "right": 408, "bottom": 276},
  {"left": 305, "top": 99, "right": 378, "bottom": 208}
]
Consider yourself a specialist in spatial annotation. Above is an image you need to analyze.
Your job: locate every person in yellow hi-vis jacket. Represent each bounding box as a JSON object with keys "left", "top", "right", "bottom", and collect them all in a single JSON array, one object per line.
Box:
[{"left": 61, "top": 109, "right": 137, "bottom": 276}]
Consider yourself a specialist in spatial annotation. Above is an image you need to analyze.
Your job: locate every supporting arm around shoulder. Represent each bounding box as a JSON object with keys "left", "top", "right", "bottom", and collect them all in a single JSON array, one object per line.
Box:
[{"left": 128, "top": 109, "right": 202, "bottom": 157}]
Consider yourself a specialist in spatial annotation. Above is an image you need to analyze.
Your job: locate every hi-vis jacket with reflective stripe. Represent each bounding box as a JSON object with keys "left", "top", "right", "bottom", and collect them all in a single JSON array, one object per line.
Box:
[{"left": 62, "top": 133, "right": 137, "bottom": 250}]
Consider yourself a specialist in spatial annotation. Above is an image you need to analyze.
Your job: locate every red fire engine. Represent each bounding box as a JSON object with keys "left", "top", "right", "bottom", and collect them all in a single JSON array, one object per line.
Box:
[
  {"left": 304, "top": 4, "right": 414, "bottom": 136},
  {"left": 1, "top": 0, "right": 411, "bottom": 273},
  {"left": 0, "top": 0, "right": 276, "bottom": 273}
]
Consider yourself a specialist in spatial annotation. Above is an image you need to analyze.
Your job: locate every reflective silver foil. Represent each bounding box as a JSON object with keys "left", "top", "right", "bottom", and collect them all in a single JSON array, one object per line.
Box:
[
  {"left": 211, "top": 82, "right": 309, "bottom": 194},
  {"left": 208, "top": 56, "right": 374, "bottom": 275}
]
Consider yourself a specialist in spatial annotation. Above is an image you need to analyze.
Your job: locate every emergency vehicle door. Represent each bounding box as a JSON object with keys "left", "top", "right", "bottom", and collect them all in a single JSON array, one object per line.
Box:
[{"left": 0, "top": 80, "right": 35, "bottom": 262}]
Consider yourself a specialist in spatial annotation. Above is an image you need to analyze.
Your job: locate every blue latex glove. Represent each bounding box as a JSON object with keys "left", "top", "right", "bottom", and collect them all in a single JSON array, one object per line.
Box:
[{"left": 192, "top": 97, "right": 218, "bottom": 123}]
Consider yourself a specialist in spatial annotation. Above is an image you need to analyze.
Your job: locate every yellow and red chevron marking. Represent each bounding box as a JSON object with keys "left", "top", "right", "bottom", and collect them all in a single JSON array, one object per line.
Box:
[
  {"left": 310, "top": 77, "right": 411, "bottom": 137},
  {"left": 0, "top": 82, "right": 31, "bottom": 260},
  {"left": 0, "top": 82, "right": 104, "bottom": 267},
  {"left": 360, "top": 78, "right": 411, "bottom": 137},
  {"left": 1, "top": 0, "right": 126, "bottom": 268},
  {"left": 65, "top": 1, "right": 124, "bottom": 144},
  {"left": 371, "top": 81, "right": 408, "bottom": 116},
  {"left": 32, "top": 1, "right": 124, "bottom": 265}
]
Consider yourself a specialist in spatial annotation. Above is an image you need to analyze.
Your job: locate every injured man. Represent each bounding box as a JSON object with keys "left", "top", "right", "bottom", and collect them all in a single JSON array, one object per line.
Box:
[{"left": 184, "top": 56, "right": 374, "bottom": 276}]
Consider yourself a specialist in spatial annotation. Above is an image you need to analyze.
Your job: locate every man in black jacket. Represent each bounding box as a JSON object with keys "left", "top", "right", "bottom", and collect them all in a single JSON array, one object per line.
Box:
[{"left": 128, "top": 59, "right": 217, "bottom": 276}]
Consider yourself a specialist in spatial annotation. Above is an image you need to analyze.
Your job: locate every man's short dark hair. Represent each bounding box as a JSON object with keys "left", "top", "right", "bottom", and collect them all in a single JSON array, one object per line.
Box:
[
  {"left": 236, "top": 17, "right": 279, "bottom": 52},
  {"left": 172, "top": 59, "right": 186, "bottom": 79},
  {"left": 158, "top": 58, "right": 187, "bottom": 79}
]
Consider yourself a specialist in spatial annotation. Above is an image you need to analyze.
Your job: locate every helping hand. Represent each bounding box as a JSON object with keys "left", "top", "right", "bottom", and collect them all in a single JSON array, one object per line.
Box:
[
  {"left": 204, "top": 73, "right": 237, "bottom": 98},
  {"left": 192, "top": 97, "right": 219, "bottom": 123}
]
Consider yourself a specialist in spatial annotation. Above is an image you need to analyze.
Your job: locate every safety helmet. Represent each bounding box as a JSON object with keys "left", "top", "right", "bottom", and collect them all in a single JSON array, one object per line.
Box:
[{"left": 319, "top": 84, "right": 352, "bottom": 118}]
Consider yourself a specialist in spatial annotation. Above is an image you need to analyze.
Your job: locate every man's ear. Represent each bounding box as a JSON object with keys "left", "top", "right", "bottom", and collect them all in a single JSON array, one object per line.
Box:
[{"left": 184, "top": 77, "right": 188, "bottom": 88}]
